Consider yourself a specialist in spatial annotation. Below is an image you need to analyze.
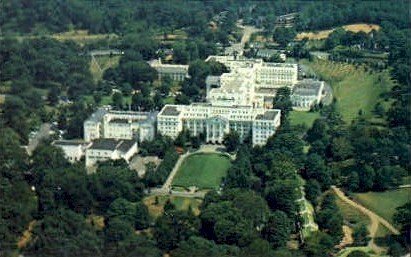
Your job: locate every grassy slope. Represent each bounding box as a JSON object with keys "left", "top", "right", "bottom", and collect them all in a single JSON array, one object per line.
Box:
[
  {"left": 353, "top": 188, "right": 411, "bottom": 225},
  {"left": 289, "top": 111, "right": 320, "bottom": 128},
  {"left": 90, "top": 55, "right": 121, "bottom": 82},
  {"left": 296, "top": 23, "right": 381, "bottom": 40},
  {"left": 172, "top": 153, "right": 231, "bottom": 190},
  {"left": 301, "top": 59, "right": 394, "bottom": 123}
]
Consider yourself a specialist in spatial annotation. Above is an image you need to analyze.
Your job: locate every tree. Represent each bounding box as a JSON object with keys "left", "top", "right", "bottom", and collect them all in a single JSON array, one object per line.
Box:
[
  {"left": 106, "top": 198, "right": 135, "bottom": 224},
  {"left": 223, "top": 131, "right": 240, "bottom": 152},
  {"left": 352, "top": 224, "right": 369, "bottom": 246},
  {"left": 135, "top": 202, "right": 150, "bottom": 230},
  {"left": 262, "top": 211, "right": 292, "bottom": 248},
  {"left": 273, "top": 27, "right": 296, "bottom": 47},
  {"left": 120, "top": 61, "right": 157, "bottom": 86},
  {"left": 105, "top": 217, "right": 134, "bottom": 243},
  {"left": 373, "top": 166, "right": 406, "bottom": 191},
  {"left": 88, "top": 165, "right": 144, "bottom": 212},
  {"left": 305, "top": 179, "right": 322, "bottom": 207},
  {"left": 316, "top": 194, "right": 343, "bottom": 244},
  {"left": 154, "top": 210, "right": 199, "bottom": 251},
  {"left": 37, "top": 166, "right": 93, "bottom": 215},
  {"left": 303, "top": 231, "right": 334, "bottom": 257},
  {"left": 265, "top": 179, "right": 299, "bottom": 216},
  {"left": 347, "top": 250, "right": 370, "bottom": 257},
  {"left": 173, "top": 236, "right": 239, "bottom": 257},
  {"left": 200, "top": 201, "right": 255, "bottom": 246},
  {"left": 25, "top": 208, "right": 102, "bottom": 257},
  {"left": 306, "top": 119, "right": 329, "bottom": 143},
  {"left": 31, "top": 144, "right": 69, "bottom": 172},
  {"left": 112, "top": 92, "right": 124, "bottom": 109},
  {"left": 393, "top": 202, "right": 411, "bottom": 244},
  {"left": 48, "top": 86, "right": 60, "bottom": 105},
  {"left": 328, "top": 137, "right": 353, "bottom": 161},
  {"left": 303, "top": 154, "right": 332, "bottom": 190},
  {"left": 273, "top": 87, "right": 292, "bottom": 120}
]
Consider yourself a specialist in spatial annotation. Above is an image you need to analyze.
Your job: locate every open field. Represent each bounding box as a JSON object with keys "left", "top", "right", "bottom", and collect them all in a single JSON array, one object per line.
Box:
[
  {"left": 336, "top": 193, "right": 370, "bottom": 227},
  {"left": 353, "top": 188, "right": 411, "bottom": 225},
  {"left": 90, "top": 55, "right": 121, "bottom": 81},
  {"left": 289, "top": 111, "right": 320, "bottom": 128},
  {"left": 171, "top": 153, "right": 231, "bottom": 190},
  {"left": 301, "top": 59, "right": 394, "bottom": 122},
  {"left": 143, "top": 195, "right": 202, "bottom": 218},
  {"left": 337, "top": 246, "right": 383, "bottom": 257},
  {"left": 0, "top": 94, "right": 5, "bottom": 105},
  {"left": 296, "top": 23, "right": 381, "bottom": 40},
  {"left": 82, "top": 94, "right": 132, "bottom": 106},
  {"left": 1, "top": 30, "right": 118, "bottom": 46}
]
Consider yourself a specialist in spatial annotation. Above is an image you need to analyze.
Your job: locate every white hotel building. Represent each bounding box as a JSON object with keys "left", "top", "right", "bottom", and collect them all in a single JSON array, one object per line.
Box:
[
  {"left": 84, "top": 108, "right": 157, "bottom": 143},
  {"left": 157, "top": 103, "right": 281, "bottom": 146},
  {"left": 156, "top": 55, "right": 303, "bottom": 146}
]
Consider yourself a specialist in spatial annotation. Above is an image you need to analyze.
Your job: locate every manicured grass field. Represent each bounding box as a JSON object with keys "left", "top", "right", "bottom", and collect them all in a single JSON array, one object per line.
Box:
[
  {"left": 289, "top": 111, "right": 320, "bottom": 128},
  {"left": 353, "top": 188, "right": 411, "bottom": 225},
  {"left": 172, "top": 153, "right": 232, "bottom": 190},
  {"left": 301, "top": 59, "right": 394, "bottom": 123}
]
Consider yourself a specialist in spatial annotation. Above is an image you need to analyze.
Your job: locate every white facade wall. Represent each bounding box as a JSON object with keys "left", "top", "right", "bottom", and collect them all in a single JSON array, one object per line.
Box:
[
  {"left": 157, "top": 104, "right": 281, "bottom": 146},
  {"left": 84, "top": 110, "right": 156, "bottom": 143},
  {"left": 85, "top": 142, "right": 137, "bottom": 167}
]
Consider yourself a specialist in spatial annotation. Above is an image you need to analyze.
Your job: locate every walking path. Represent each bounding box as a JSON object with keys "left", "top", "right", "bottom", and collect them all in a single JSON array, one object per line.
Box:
[
  {"left": 161, "top": 152, "right": 189, "bottom": 191},
  {"left": 331, "top": 186, "right": 400, "bottom": 253}
]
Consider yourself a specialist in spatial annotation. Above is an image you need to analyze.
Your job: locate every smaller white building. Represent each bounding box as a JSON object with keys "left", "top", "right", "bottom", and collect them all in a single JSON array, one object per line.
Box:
[
  {"left": 148, "top": 59, "right": 189, "bottom": 81},
  {"left": 85, "top": 139, "right": 138, "bottom": 168},
  {"left": 52, "top": 140, "right": 91, "bottom": 163},
  {"left": 291, "top": 79, "right": 325, "bottom": 111}
]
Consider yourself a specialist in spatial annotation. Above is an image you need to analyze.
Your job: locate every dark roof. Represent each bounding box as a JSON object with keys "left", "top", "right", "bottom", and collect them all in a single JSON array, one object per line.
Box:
[
  {"left": 90, "top": 139, "right": 120, "bottom": 150},
  {"left": 293, "top": 79, "right": 323, "bottom": 96},
  {"left": 117, "top": 140, "right": 136, "bottom": 153},
  {"left": 256, "top": 110, "right": 280, "bottom": 120},
  {"left": 53, "top": 140, "right": 85, "bottom": 146},
  {"left": 109, "top": 118, "right": 130, "bottom": 124},
  {"left": 90, "top": 139, "right": 136, "bottom": 152},
  {"left": 161, "top": 106, "right": 180, "bottom": 116}
]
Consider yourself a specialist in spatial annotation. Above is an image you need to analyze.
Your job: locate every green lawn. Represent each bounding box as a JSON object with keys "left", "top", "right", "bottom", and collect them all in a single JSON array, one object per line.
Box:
[
  {"left": 172, "top": 153, "right": 232, "bottom": 190},
  {"left": 82, "top": 95, "right": 131, "bottom": 106},
  {"left": 289, "top": 111, "right": 320, "bottom": 128},
  {"left": 353, "top": 188, "right": 411, "bottom": 225},
  {"left": 335, "top": 192, "right": 370, "bottom": 227},
  {"left": 300, "top": 59, "right": 394, "bottom": 123},
  {"left": 143, "top": 195, "right": 203, "bottom": 218}
]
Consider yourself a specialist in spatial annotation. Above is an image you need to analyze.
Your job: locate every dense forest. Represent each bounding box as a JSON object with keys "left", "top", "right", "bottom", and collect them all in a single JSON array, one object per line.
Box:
[{"left": 0, "top": 0, "right": 410, "bottom": 257}]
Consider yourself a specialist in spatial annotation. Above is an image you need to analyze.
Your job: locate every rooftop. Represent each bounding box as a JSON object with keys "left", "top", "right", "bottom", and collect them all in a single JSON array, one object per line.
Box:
[
  {"left": 293, "top": 79, "right": 324, "bottom": 96},
  {"left": 89, "top": 139, "right": 136, "bottom": 151},
  {"left": 86, "top": 108, "right": 108, "bottom": 123},
  {"left": 160, "top": 105, "right": 181, "bottom": 116},
  {"left": 53, "top": 140, "right": 86, "bottom": 146},
  {"left": 256, "top": 109, "right": 281, "bottom": 120}
]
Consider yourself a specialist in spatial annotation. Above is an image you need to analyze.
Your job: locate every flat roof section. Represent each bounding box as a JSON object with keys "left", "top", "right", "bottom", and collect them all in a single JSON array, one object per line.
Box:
[
  {"left": 89, "top": 139, "right": 121, "bottom": 151},
  {"left": 256, "top": 109, "right": 281, "bottom": 120},
  {"left": 160, "top": 105, "right": 181, "bottom": 116}
]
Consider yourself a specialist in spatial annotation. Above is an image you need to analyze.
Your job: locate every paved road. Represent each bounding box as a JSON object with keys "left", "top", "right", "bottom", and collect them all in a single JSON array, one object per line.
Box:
[
  {"left": 332, "top": 186, "right": 400, "bottom": 254},
  {"left": 27, "top": 123, "right": 51, "bottom": 155}
]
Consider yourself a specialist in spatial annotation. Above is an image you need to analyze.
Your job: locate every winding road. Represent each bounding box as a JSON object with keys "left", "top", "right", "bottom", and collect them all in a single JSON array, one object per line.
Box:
[{"left": 331, "top": 186, "right": 400, "bottom": 253}]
